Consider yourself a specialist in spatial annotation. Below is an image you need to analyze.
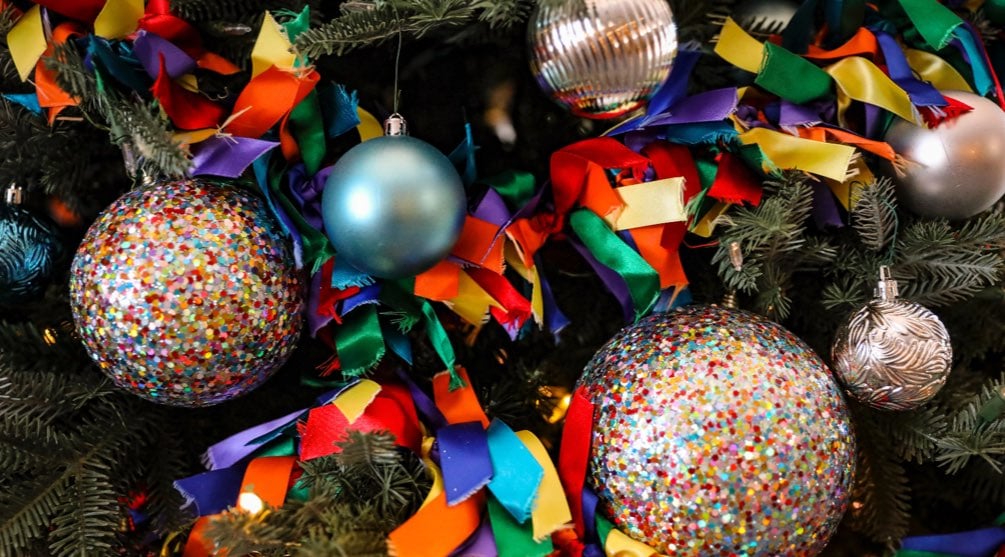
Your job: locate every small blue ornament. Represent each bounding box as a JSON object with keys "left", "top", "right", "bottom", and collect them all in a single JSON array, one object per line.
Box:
[
  {"left": 0, "top": 188, "right": 62, "bottom": 306},
  {"left": 322, "top": 115, "right": 466, "bottom": 279}
]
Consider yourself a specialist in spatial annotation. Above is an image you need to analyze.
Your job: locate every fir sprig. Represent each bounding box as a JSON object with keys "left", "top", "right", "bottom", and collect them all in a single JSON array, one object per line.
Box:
[{"left": 294, "top": 0, "right": 530, "bottom": 57}]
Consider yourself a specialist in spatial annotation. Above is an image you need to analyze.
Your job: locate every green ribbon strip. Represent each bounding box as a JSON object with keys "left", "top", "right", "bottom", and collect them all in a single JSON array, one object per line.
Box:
[
  {"left": 420, "top": 301, "right": 460, "bottom": 388},
  {"left": 334, "top": 305, "right": 385, "bottom": 377},
  {"left": 380, "top": 280, "right": 422, "bottom": 333},
  {"left": 280, "top": 6, "right": 311, "bottom": 42},
  {"left": 755, "top": 42, "right": 834, "bottom": 104},
  {"left": 595, "top": 514, "right": 616, "bottom": 549},
  {"left": 487, "top": 497, "right": 553, "bottom": 557},
  {"left": 568, "top": 209, "right": 659, "bottom": 321},
  {"left": 379, "top": 280, "right": 458, "bottom": 386},
  {"left": 481, "top": 170, "right": 537, "bottom": 209},
  {"left": 897, "top": 0, "right": 961, "bottom": 51},
  {"left": 289, "top": 90, "right": 327, "bottom": 175}
]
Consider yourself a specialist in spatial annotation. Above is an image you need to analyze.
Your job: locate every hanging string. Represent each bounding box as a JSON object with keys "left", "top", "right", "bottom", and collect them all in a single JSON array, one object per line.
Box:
[{"left": 393, "top": 14, "right": 403, "bottom": 114}]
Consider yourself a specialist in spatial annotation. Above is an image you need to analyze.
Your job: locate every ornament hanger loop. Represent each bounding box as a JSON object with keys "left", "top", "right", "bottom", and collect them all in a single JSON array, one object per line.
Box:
[{"left": 5, "top": 184, "right": 24, "bottom": 205}]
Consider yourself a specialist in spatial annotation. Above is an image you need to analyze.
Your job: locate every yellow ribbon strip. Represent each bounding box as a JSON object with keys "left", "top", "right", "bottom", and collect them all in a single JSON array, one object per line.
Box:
[
  {"left": 607, "top": 177, "right": 686, "bottom": 231},
  {"left": 825, "top": 56, "right": 918, "bottom": 124},
  {"left": 333, "top": 379, "right": 382, "bottom": 423},
  {"left": 250, "top": 12, "right": 297, "bottom": 78},
  {"left": 444, "top": 271, "right": 503, "bottom": 327},
  {"left": 515, "top": 430, "right": 573, "bottom": 541},
  {"left": 94, "top": 0, "right": 144, "bottom": 40},
  {"left": 714, "top": 18, "right": 764, "bottom": 74},
  {"left": 505, "top": 244, "right": 545, "bottom": 328},
  {"left": 739, "top": 127, "right": 856, "bottom": 182},
  {"left": 357, "top": 107, "right": 383, "bottom": 141},
  {"left": 605, "top": 528, "right": 659, "bottom": 557},
  {"left": 691, "top": 202, "right": 729, "bottom": 238},
  {"left": 825, "top": 156, "right": 875, "bottom": 211},
  {"left": 8, "top": 5, "right": 46, "bottom": 82},
  {"left": 904, "top": 49, "right": 974, "bottom": 93}
]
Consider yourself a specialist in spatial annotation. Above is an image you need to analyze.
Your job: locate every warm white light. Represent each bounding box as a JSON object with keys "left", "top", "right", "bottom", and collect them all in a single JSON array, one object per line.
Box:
[{"left": 237, "top": 491, "right": 263, "bottom": 514}]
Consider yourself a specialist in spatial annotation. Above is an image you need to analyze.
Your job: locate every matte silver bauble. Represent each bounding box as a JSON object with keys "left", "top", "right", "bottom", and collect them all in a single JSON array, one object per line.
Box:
[
  {"left": 322, "top": 125, "right": 466, "bottom": 279},
  {"left": 831, "top": 268, "right": 952, "bottom": 411},
  {"left": 884, "top": 90, "right": 1005, "bottom": 219},
  {"left": 528, "top": 0, "right": 678, "bottom": 119}
]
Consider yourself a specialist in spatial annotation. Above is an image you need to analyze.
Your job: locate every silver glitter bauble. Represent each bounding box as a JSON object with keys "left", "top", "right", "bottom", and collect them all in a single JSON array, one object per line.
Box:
[
  {"left": 579, "top": 304, "right": 854, "bottom": 556},
  {"left": 321, "top": 115, "right": 466, "bottom": 279},
  {"left": 528, "top": 0, "right": 678, "bottom": 119},
  {"left": 884, "top": 90, "right": 1005, "bottom": 219},
  {"left": 70, "top": 180, "right": 303, "bottom": 407},
  {"left": 831, "top": 268, "right": 952, "bottom": 411}
]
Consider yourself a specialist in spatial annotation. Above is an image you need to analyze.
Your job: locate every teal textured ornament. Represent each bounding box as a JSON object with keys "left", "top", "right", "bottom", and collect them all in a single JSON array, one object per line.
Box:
[
  {"left": 321, "top": 114, "right": 466, "bottom": 279},
  {"left": 0, "top": 186, "right": 62, "bottom": 306}
]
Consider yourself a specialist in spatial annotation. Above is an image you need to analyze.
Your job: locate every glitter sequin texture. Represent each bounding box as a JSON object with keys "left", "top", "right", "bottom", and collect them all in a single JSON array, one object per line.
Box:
[
  {"left": 69, "top": 180, "right": 303, "bottom": 407},
  {"left": 579, "top": 305, "right": 855, "bottom": 556}
]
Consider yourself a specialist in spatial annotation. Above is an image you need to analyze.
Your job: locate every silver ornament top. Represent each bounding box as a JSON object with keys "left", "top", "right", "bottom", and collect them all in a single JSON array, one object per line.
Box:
[
  {"left": 384, "top": 113, "right": 408, "bottom": 137},
  {"left": 5, "top": 184, "right": 23, "bottom": 206},
  {"left": 875, "top": 265, "right": 899, "bottom": 300}
]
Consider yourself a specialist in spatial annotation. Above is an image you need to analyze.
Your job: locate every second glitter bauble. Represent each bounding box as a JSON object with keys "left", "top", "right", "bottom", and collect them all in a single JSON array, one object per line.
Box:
[
  {"left": 69, "top": 180, "right": 303, "bottom": 407},
  {"left": 577, "top": 305, "right": 855, "bottom": 556}
]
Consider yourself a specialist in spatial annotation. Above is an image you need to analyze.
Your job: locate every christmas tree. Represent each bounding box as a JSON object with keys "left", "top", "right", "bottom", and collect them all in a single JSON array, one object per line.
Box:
[{"left": 1, "top": 0, "right": 1004, "bottom": 556}]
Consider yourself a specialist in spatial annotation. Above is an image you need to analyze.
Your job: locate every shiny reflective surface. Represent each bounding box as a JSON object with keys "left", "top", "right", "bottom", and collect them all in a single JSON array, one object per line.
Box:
[
  {"left": 528, "top": 0, "right": 678, "bottom": 119},
  {"left": 579, "top": 305, "right": 854, "bottom": 555},
  {"left": 832, "top": 298, "right": 952, "bottom": 411},
  {"left": 885, "top": 90, "right": 1005, "bottom": 219},
  {"left": 322, "top": 135, "right": 466, "bottom": 279}
]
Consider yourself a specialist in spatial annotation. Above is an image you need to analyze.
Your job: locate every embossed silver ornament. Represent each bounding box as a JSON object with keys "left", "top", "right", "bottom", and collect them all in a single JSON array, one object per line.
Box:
[
  {"left": 528, "top": 0, "right": 678, "bottom": 119},
  {"left": 831, "top": 267, "right": 953, "bottom": 411}
]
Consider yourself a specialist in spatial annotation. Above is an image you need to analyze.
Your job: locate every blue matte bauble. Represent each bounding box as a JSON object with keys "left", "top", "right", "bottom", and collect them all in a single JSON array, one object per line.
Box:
[
  {"left": 0, "top": 203, "right": 62, "bottom": 305},
  {"left": 322, "top": 135, "right": 466, "bottom": 279}
]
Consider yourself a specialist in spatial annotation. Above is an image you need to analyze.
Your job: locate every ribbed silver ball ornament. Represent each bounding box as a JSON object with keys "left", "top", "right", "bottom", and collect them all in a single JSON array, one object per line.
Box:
[
  {"left": 831, "top": 267, "right": 953, "bottom": 411},
  {"left": 528, "top": 0, "right": 678, "bottom": 119}
]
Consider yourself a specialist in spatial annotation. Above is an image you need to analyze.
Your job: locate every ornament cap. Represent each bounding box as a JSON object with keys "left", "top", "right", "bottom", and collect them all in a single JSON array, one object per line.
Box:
[
  {"left": 5, "top": 184, "right": 24, "bottom": 205},
  {"left": 875, "top": 266, "right": 899, "bottom": 301},
  {"left": 384, "top": 113, "right": 408, "bottom": 136}
]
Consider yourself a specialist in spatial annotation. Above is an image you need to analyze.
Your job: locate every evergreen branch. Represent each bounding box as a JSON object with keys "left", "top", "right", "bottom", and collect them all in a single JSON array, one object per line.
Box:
[
  {"left": 335, "top": 430, "right": 400, "bottom": 468},
  {"left": 936, "top": 373, "right": 1005, "bottom": 474},
  {"left": 108, "top": 100, "right": 191, "bottom": 179},
  {"left": 295, "top": 0, "right": 529, "bottom": 58},
  {"left": 891, "top": 214, "right": 1005, "bottom": 307},
  {"left": 44, "top": 42, "right": 189, "bottom": 179},
  {"left": 851, "top": 178, "right": 898, "bottom": 252},
  {"left": 713, "top": 171, "right": 834, "bottom": 318},
  {"left": 848, "top": 413, "right": 912, "bottom": 550},
  {"left": 170, "top": 0, "right": 310, "bottom": 22},
  {"left": 47, "top": 463, "right": 119, "bottom": 557}
]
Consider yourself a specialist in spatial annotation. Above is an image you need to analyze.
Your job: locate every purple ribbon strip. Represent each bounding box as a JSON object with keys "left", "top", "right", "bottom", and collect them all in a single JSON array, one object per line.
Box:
[
  {"left": 438, "top": 422, "right": 493, "bottom": 506},
  {"left": 133, "top": 30, "right": 195, "bottom": 80},
  {"left": 642, "top": 87, "right": 739, "bottom": 127},
  {"left": 901, "top": 527, "right": 1005, "bottom": 557},
  {"left": 288, "top": 164, "right": 333, "bottom": 231},
  {"left": 395, "top": 367, "right": 447, "bottom": 431},
  {"left": 203, "top": 408, "right": 306, "bottom": 470},
  {"left": 173, "top": 464, "right": 247, "bottom": 517},
  {"left": 569, "top": 238, "right": 634, "bottom": 324},
  {"left": 450, "top": 516, "right": 498, "bottom": 557},
  {"left": 190, "top": 136, "right": 279, "bottom": 178},
  {"left": 873, "top": 29, "right": 946, "bottom": 107}
]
